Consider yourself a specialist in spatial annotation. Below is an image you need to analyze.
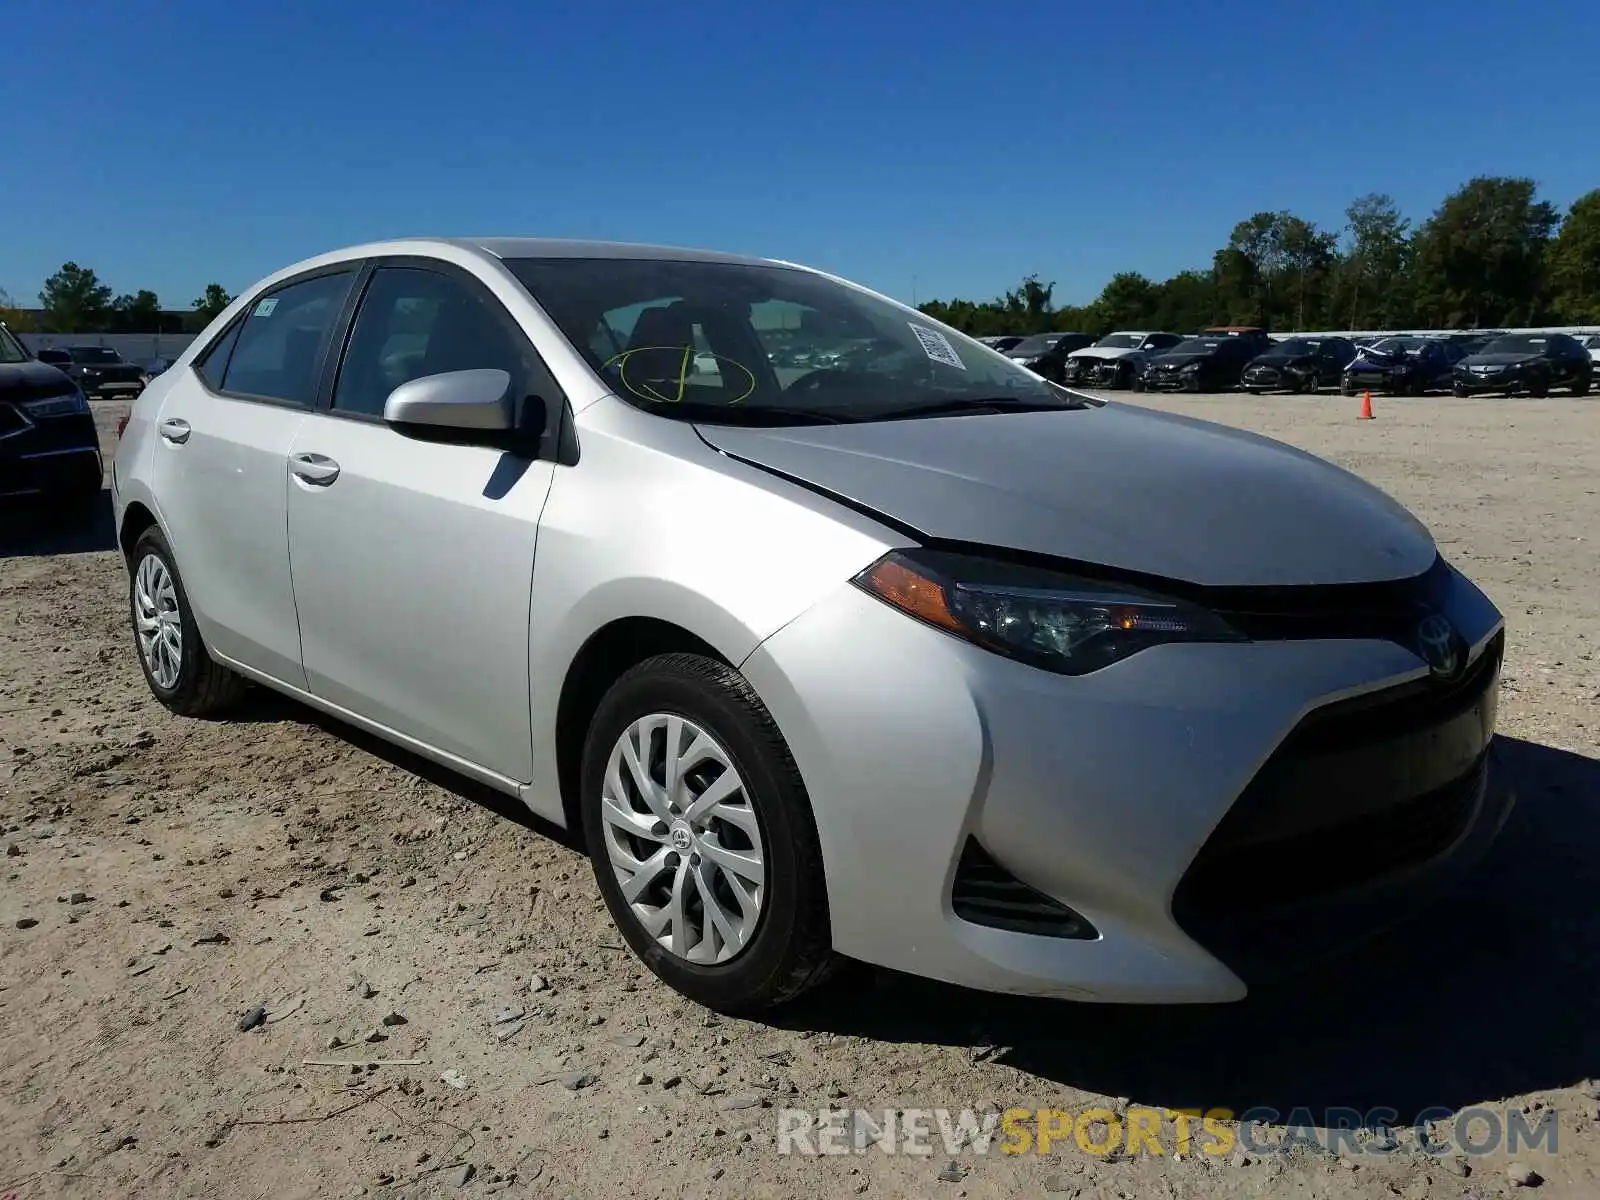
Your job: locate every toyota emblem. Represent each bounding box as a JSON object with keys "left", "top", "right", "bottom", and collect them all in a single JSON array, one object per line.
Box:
[{"left": 1415, "top": 612, "right": 1464, "bottom": 680}]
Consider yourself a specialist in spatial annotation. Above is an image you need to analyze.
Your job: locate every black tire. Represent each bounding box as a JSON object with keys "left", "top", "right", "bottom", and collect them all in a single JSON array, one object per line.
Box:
[
  {"left": 128, "top": 526, "right": 249, "bottom": 717},
  {"left": 1452, "top": 386, "right": 1468, "bottom": 398},
  {"left": 1574, "top": 376, "right": 1591, "bottom": 397},
  {"left": 580, "top": 652, "right": 836, "bottom": 1015},
  {"left": 1341, "top": 383, "right": 1356, "bottom": 397},
  {"left": 1528, "top": 378, "right": 1548, "bottom": 398}
]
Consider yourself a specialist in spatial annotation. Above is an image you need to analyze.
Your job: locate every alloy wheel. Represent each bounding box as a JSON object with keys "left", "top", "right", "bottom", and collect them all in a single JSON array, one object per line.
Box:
[
  {"left": 599, "top": 713, "right": 766, "bottom": 965},
  {"left": 134, "top": 553, "right": 182, "bottom": 689}
]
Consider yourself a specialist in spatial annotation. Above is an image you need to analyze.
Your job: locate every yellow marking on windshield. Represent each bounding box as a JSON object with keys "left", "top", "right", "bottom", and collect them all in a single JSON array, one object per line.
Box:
[{"left": 602, "top": 346, "right": 758, "bottom": 406}]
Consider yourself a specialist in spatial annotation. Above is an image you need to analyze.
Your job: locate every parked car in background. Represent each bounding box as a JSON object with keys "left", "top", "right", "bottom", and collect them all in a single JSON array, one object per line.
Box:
[
  {"left": 35, "top": 345, "right": 147, "bottom": 399},
  {"left": 1005, "top": 332, "right": 1096, "bottom": 383},
  {"left": 0, "top": 323, "right": 102, "bottom": 511},
  {"left": 1341, "top": 337, "right": 1464, "bottom": 396},
  {"left": 1202, "top": 326, "right": 1274, "bottom": 354},
  {"left": 142, "top": 357, "right": 180, "bottom": 381},
  {"left": 1142, "top": 334, "right": 1259, "bottom": 392},
  {"left": 1574, "top": 333, "right": 1600, "bottom": 367},
  {"left": 977, "top": 335, "right": 1026, "bottom": 353},
  {"left": 1451, "top": 332, "right": 1593, "bottom": 397},
  {"left": 1241, "top": 336, "right": 1357, "bottom": 394},
  {"left": 1062, "top": 331, "right": 1185, "bottom": 389},
  {"left": 1439, "top": 331, "right": 1503, "bottom": 356},
  {"left": 111, "top": 234, "right": 1510, "bottom": 1015}
]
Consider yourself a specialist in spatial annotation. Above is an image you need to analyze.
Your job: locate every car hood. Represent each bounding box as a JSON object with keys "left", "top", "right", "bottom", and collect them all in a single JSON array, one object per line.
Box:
[
  {"left": 1146, "top": 352, "right": 1214, "bottom": 369},
  {"left": 1348, "top": 354, "right": 1408, "bottom": 370},
  {"left": 1068, "top": 346, "right": 1143, "bottom": 361},
  {"left": 694, "top": 402, "right": 1435, "bottom": 586},
  {"left": 1248, "top": 353, "right": 1311, "bottom": 368},
  {"left": 0, "top": 360, "right": 80, "bottom": 401},
  {"left": 1459, "top": 353, "right": 1536, "bottom": 368}
]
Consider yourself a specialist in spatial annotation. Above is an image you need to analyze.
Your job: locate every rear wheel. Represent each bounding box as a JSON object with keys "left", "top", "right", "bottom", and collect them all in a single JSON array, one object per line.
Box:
[
  {"left": 580, "top": 653, "right": 836, "bottom": 1015},
  {"left": 1452, "top": 386, "right": 1468, "bottom": 398},
  {"left": 1528, "top": 377, "right": 1549, "bottom": 398},
  {"left": 128, "top": 527, "right": 249, "bottom": 716}
]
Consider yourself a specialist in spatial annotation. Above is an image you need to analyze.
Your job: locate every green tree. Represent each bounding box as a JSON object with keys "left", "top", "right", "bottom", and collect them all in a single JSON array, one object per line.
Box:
[
  {"left": 1337, "top": 194, "right": 1412, "bottom": 329},
  {"left": 1410, "top": 176, "right": 1558, "bottom": 326},
  {"left": 1150, "top": 270, "right": 1218, "bottom": 333},
  {"left": 39, "top": 262, "right": 114, "bottom": 332},
  {"left": 1548, "top": 189, "right": 1600, "bottom": 323},
  {"left": 112, "top": 289, "right": 164, "bottom": 333},
  {"left": 1092, "top": 272, "right": 1160, "bottom": 332},
  {"left": 193, "top": 283, "right": 233, "bottom": 321}
]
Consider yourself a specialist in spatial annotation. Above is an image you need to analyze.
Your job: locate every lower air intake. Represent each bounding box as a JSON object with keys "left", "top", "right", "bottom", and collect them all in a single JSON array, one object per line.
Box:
[{"left": 950, "top": 839, "right": 1095, "bottom": 939}]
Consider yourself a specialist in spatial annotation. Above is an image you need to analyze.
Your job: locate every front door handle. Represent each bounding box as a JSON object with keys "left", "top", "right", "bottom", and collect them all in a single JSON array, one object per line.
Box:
[
  {"left": 289, "top": 453, "right": 340, "bottom": 486},
  {"left": 158, "top": 418, "right": 191, "bottom": 444}
]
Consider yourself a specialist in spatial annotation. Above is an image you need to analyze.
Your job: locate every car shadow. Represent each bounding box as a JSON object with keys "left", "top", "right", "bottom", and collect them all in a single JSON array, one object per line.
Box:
[
  {"left": 214, "top": 686, "right": 1600, "bottom": 1124},
  {"left": 764, "top": 734, "right": 1600, "bottom": 1125},
  {"left": 0, "top": 490, "right": 117, "bottom": 558},
  {"left": 226, "top": 688, "right": 582, "bottom": 852}
]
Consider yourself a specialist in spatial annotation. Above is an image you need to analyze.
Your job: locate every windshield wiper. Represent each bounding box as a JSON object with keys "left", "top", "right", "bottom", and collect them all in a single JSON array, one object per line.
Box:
[
  {"left": 667, "top": 402, "right": 856, "bottom": 426},
  {"left": 871, "top": 396, "right": 1086, "bottom": 421}
]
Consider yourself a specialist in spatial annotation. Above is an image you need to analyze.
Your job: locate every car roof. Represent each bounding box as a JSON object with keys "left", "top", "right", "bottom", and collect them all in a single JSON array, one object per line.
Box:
[{"left": 324, "top": 236, "right": 781, "bottom": 268}]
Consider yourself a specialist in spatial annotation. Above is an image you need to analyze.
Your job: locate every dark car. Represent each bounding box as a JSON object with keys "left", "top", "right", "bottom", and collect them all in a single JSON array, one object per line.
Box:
[
  {"left": 977, "top": 335, "right": 1027, "bottom": 354},
  {"left": 1141, "top": 334, "right": 1260, "bottom": 393},
  {"left": 1003, "top": 331, "right": 1095, "bottom": 383},
  {"left": 1241, "top": 336, "right": 1358, "bottom": 394},
  {"left": 34, "top": 344, "right": 146, "bottom": 399},
  {"left": 142, "top": 356, "right": 180, "bottom": 379},
  {"left": 1452, "top": 332, "right": 1593, "bottom": 397},
  {"left": 0, "top": 324, "right": 103, "bottom": 510},
  {"left": 1341, "top": 336, "right": 1464, "bottom": 396}
]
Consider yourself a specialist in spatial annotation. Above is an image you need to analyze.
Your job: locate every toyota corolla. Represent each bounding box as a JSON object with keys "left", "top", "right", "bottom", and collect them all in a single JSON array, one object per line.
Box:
[{"left": 112, "top": 238, "right": 1510, "bottom": 1014}]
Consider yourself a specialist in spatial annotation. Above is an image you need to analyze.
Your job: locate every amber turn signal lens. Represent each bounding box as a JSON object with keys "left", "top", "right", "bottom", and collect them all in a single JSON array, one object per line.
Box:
[{"left": 859, "top": 557, "right": 962, "bottom": 633}]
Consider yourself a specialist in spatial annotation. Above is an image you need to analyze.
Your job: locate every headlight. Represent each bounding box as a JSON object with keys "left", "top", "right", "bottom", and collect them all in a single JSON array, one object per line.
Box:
[
  {"left": 19, "top": 389, "right": 89, "bottom": 417},
  {"left": 853, "top": 548, "right": 1245, "bottom": 676},
  {"left": 1180, "top": 361, "right": 1202, "bottom": 373}
]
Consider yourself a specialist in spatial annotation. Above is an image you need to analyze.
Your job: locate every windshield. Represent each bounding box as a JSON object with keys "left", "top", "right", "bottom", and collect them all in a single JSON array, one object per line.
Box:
[
  {"left": 508, "top": 257, "right": 1079, "bottom": 424},
  {"left": 1007, "top": 333, "right": 1063, "bottom": 357},
  {"left": 1171, "top": 338, "right": 1223, "bottom": 354},
  {"left": 69, "top": 347, "right": 122, "bottom": 363},
  {"left": 1272, "top": 338, "right": 1321, "bottom": 355},
  {"left": 0, "top": 325, "right": 27, "bottom": 364},
  {"left": 1093, "top": 334, "right": 1143, "bottom": 349},
  {"left": 1367, "top": 337, "right": 1427, "bottom": 356},
  {"left": 1479, "top": 335, "right": 1547, "bottom": 356}
]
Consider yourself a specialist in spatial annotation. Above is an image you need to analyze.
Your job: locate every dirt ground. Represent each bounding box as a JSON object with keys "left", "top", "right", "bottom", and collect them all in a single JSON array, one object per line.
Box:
[{"left": 2, "top": 391, "right": 1598, "bottom": 1200}]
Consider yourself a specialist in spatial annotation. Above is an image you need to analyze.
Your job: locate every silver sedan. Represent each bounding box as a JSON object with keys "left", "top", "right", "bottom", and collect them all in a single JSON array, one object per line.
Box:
[{"left": 112, "top": 237, "right": 1510, "bottom": 1014}]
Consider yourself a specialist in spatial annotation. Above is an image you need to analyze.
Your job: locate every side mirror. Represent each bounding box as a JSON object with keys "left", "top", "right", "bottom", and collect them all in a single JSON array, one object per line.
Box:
[{"left": 384, "top": 368, "right": 513, "bottom": 432}]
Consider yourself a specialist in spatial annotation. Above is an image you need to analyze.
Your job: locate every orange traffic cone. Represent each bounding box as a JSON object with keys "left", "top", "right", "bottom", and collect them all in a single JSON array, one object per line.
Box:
[{"left": 1357, "top": 390, "right": 1374, "bottom": 420}]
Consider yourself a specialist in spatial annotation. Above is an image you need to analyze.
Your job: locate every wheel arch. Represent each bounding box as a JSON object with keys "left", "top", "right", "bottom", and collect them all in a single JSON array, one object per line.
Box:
[
  {"left": 552, "top": 616, "right": 734, "bottom": 838},
  {"left": 118, "top": 500, "right": 161, "bottom": 563}
]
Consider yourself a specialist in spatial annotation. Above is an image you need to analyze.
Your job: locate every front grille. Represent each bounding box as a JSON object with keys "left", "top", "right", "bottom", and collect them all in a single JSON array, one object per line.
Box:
[
  {"left": 1173, "top": 632, "right": 1501, "bottom": 939},
  {"left": 951, "top": 839, "right": 1095, "bottom": 938}
]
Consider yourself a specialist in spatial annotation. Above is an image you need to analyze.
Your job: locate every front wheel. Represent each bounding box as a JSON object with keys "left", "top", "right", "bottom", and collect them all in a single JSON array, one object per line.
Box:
[
  {"left": 1573, "top": 376, "right": 1591, "bottom": 397},
  {"left": 580, "top": 653, "right": 836, "bottom": 1015},
  {"left": 128, "top": 527, "right": 249, "bottom": 716},
  {"left": 1527, "top": 378, "right": 1549, "bottom": 398}
]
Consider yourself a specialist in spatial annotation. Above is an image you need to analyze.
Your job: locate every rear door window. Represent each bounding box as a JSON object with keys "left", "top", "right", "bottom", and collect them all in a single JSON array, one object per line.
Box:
[{"left": 219, "top": 272, "right": 353, "bottom": 406}]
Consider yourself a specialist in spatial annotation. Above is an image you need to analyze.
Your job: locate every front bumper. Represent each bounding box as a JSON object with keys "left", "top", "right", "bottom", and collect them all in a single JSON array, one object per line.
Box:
[
  {"left": 1143, "top": 370, "right": 1202, "bottom": 392},
  {"left": 0, "top": 411, "right": 103, "bottom": 498},
  {"left": 1452, "top": 372, "right": 1522, "bottom": 394},
  {"left": 741, "top": 564, "right": 1506, "bottom": 1002},
  {"left": 80, "top": 378, "right": 145, "bottom": 399}
]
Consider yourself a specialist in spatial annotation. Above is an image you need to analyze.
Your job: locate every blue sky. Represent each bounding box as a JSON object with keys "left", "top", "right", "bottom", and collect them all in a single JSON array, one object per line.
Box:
[{"left": 2, "top": 0, "right": 1596, "bottom": 310}]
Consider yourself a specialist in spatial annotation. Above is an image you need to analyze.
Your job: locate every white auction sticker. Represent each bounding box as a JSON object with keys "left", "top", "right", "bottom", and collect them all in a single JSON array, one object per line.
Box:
[
  {"left": 253, "top": 298, "right": 278, "bottom": 317},
  {"left": 907, "top": 323, "right": 966, "bottom": 369}
]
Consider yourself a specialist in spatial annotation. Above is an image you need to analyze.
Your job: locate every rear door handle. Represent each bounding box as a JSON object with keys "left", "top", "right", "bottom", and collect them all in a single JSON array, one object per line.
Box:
[
  {"left": 158, "top": 418, "right": 191, "bottom": 444},
  {"left": 289, "top": 452, "right": 340, "bottom": 486}
]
